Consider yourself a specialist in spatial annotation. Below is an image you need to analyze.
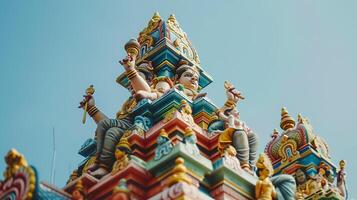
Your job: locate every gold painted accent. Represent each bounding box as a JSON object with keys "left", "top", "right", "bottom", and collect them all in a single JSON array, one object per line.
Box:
[
  {"left": 3, "top": 149, "right": 36, "bottom": 200},
  {"left": 255, "top": 153, "right": 276, "bottom": 200},
  {"left": 112, "top": 137, "right": 131, "bottom": 174},
  {"left": 278, "top": 135, "right": 300, "bottom": 166},
  {"left": 271, "top": 129, "right": 279, "bottom": 139},
  {"left": 159, "top": 129, "right": 170, "bottom": 139},
  {"left": 66, "top": 169, "right": 78, "bottom": 184},
  {"left": 155, "top": 60, "right": 176, "bottom": 71},
  {"left": 138, "top": 12, "right": 161, "bottom": 47},
  {"left": 280, "top": 107, "right": 296, "bottom": 130},
  {"left": 4, "top": 148, "right": 29, "bottom": 179},
  {"left": 82, "top": 156, "right": 96, "bottom": 174},
  {"left": 163, "top": 107, "right": 177, "bottom": 123},
  {"left": 166, "top": 157, "right": 192, "bottom": 187},
  {"left": 184, "top": 127, "right": 195, "bottom": 137}
]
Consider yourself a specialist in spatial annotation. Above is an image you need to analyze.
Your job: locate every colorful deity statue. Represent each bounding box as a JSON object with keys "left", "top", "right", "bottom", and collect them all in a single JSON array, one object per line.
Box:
[
  {"left": 255, "top": 154, "right": 276, "bottom": 200},
  {"left": 337, "top": 160, "right": 347, "bottom": 197},
  {"left": 112, "top": 137, "right": 132, "bottom": 174},
  {"left": 216, "top": 81, "right": 258, "bottom": 172},
  {"left": 79, "top": 39, "right": 153, "bottom": 178}
]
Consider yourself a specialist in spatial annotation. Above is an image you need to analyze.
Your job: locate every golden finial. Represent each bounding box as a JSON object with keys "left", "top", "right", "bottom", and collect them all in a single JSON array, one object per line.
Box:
[
  {"left": 224, "top": 145, "right": 237, "bottom": 157},
  {"left": 184, "top": 127, "right": 195, "bottom": 137},
  {"left": 116, "top": 137, "right": 131, "bottom": 151},
  {"left": 280, "top": 107, "right": 296, "bottom": 131},
  {"left": 159, "top": 129, "right": 170, "bottom": 139},
  {"left": 168, "top": 14, "right": 177, "bottom": 22},
  {"left": 271, "top": 129, "right": 279, "bottom": 139},
  {"left": 152, "top": 12, "right": 161, "bottom": 21},
  {"left": 166, "top": 157, "right": 192, "bottom": 186}
]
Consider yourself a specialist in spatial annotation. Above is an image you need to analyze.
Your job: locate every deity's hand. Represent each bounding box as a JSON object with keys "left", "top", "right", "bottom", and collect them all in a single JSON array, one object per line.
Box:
[
  {"left": 225, "top": 88, "right": 244, "bottom": 103},
  {"left": 119, "top": 55, "right": 135, "bottom": 71},
  {"left": 79, "top": 94, "right": 95, "bottom": 110},
  {"left": 134, "top": 90, "right": 155, "bottom": 101}
]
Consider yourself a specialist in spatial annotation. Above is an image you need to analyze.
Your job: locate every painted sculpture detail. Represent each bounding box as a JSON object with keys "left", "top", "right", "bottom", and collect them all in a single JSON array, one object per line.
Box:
[{"left": 0, "top": 12, "right": 348, "bottom": 200}]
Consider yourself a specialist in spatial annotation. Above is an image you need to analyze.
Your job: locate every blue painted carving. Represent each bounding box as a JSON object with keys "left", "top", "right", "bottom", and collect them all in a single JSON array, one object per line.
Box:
[
  {"left": 78, "top": 138, "right": 97, "bottom": 158},
  {"left": 154, "top": 135, "right": 173, "bottom": 160},
  {"left": 134, "top": 116, "right": 152, "bottom": 132},
  {"left": 183, "top": 133, "right": 200, "bottom": 157}
]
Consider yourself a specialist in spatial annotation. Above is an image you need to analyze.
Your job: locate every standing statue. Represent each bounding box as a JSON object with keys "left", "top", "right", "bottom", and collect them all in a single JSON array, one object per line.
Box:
[
  {"left": 79, "top": 39, "right": 153, "bottom": 178},
  {"left": 256, "top": 154, "right": 296, "bottom": 200},
  {"left": 337, "top": 160, "right": 347, "bottom": 198},
  {"left": 216, "top": 81, "right": 258, "bottom": 172},
  {"left": 255, "top": 154, "right": 276, "bottom": 200}
]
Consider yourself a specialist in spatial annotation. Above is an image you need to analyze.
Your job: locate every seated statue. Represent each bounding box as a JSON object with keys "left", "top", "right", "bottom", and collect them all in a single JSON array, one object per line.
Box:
[
  {"left": 216, "top": 81, "right": 258, "bottom": 172},
  {"left": 79, "top": 39, "right": 153, "bottom": 178}
]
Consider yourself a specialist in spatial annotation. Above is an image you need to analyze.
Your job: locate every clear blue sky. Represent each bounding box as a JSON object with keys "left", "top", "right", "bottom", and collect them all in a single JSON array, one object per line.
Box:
[{"left": 1, "top": 1, "right": 356, "bottom": 197}]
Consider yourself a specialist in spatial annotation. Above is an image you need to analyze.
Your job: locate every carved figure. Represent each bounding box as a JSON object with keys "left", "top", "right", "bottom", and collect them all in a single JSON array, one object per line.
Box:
[
  {"left": 112, "top": 137, "right": 131, "bottom": 174},
  {"left": 255, "top": 154, "right": 276, "bottom": 200},
  {"left": 4, "top": 148, "right": 28, "bottom": 179},
  {"left": 337, "top": 160, "right": 347, "bottom": 197},
  {"left": 217, "top": 82, "right": 258, "bottom": 172},
  {"left": 79, "top": 39, "right": 153, "bottom": 178},
  {"left": 179, "top": 100, "right": 195, "bottom": 126}
]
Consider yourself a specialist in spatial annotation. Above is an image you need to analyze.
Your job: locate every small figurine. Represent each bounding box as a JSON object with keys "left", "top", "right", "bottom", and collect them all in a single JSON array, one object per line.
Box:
[
  {"left": 179, "top": 100, "right": 195, "bottom": 126},
  {"left": 337, "top": 160, "right": 347, "bottom": 197},
  {"left": 4, "top": 148, "right": 28, "bottom": 179},
  {"left": 255, "top": 153, "right": 276, "bottom": 200},
  {"left": 111, "top": 137, "right": 131, "bottom": 174}
]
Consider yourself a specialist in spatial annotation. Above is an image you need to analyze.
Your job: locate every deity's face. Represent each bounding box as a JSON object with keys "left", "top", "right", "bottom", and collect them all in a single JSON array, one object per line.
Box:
[
  {"left": 178, "top": 69, "right": 199, "bottom": 91},
  {"left": 258, "top": 168, "right": 270, "bottom": 179},
  {"left": 295, "top": 169, "right": 307, "bottom": 184},
  {"left": 155, "top": 81, "right": 171, "bottom": 93}
]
